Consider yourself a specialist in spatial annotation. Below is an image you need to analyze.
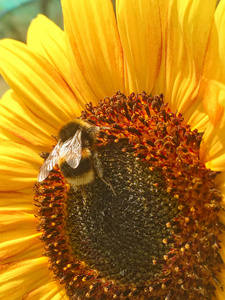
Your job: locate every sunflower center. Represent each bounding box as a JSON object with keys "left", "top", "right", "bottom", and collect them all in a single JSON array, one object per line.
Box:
[
  {"left": 34, "top": 92, "right": 224, "bottom": 299},
  {"left": 66, "top": 141, "right": 178, "bottom": 284}
]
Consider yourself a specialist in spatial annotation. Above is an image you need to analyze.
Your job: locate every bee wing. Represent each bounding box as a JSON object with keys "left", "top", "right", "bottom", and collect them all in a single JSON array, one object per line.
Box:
[
  {"left": 37, "top": 140, "right": 62, "bottom": 182},
  {"left": 63, "top": 129, "right": 82, "bottom": 169}
]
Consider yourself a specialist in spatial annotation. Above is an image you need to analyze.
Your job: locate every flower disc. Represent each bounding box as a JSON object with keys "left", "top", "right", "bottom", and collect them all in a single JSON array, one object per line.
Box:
[{"left": 34, "top": 92, "right": 224, "bottom": 299}]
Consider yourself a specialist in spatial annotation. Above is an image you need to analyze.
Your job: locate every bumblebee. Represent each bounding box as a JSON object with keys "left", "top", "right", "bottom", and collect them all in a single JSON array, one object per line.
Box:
[{"left": 37, "top": 119, "right": 115, "bottom": 194}]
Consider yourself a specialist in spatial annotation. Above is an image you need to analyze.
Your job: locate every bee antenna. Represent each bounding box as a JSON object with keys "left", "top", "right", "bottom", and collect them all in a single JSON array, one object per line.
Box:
[{"left": 93, "top": 151, "right": 116, "bottom": 196}]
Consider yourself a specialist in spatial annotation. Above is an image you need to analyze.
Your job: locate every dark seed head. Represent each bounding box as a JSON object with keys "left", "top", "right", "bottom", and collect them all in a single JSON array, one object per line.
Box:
[{"left": 34, "top": 92, "right": 224, "bottom": 300}]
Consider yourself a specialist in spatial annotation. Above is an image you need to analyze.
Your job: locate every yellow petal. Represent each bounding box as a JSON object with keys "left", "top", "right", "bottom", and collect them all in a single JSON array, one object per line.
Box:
[
  {"left": 0, "top": 188, "right": 34, "bottom": 212},
  {"left": 0, "top": 257, "right": 53, "bottom": 299},
  {"left": 0, "top": 39, "right": 81, "bottom": 130},
  {"left": 27, "top": 15, "right": 76, "bottom": 96},
  {"left": 26, "top": 282, "right": 68, "bottom": 300},
  {"left": 0, "top": 90, "right": 57, "bottom": 149},
  {"left": 0, "top": 141, "right": 41, "bottom": 191},
  {"left": 215, "top": 172, "right": 225, "bottom": 204},
  {"left": 61, "top": 0, "right": 124, "bottom": 105},
  {"left": 201, "top": 11, "right": 221, "bottom": 82},
  {"left": 200, "top": 80, "right": 225, "bottom": 171},
  {"left": 215, "top": 0, "right": 225, "bottom": 81},
  {"left": 153, "top": 0, "right": 217, "bottom": 124},
  {"left": 117, "top": 0, "right": 161, "bottom": 94},
  {"left": 180, "top": 96, "right": 209, "bottom": 131},
  {"left": 0, "top": 234, "right": 42, "bottom": 264},
  {"left": 0, "top": 212, "right": 37, "bottom": 243}
]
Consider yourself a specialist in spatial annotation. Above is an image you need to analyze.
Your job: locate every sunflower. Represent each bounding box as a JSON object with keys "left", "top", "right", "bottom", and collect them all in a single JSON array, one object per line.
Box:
[{"left": 1, "top": 0, "right": 225, "bottom": 299}]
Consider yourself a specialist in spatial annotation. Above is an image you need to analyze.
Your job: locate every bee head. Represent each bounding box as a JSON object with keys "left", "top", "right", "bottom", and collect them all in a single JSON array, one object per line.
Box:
[{"left": 59, "top": 120, "right": 96, "bottom": 148}]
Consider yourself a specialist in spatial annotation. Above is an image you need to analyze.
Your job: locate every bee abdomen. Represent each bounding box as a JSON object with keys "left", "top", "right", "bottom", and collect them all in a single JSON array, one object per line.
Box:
[{"left": 60, "top": 158, "right": 94, "bottom": 187}]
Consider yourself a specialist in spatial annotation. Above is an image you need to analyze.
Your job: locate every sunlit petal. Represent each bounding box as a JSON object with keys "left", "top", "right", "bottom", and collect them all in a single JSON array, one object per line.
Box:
[
  {"left": 0, "top": 257, "right": 53, "bottom": 299},
  {"left": 153, "top": 0, "right": 217, "bottom": 125},
  {"left": 117, "top": 0, "right": 161, "bottom": 94},
  {"left": 0, "top": 141, "right": 41, "bottom": 191},
  {"left": 0, "top": 39, "right": 81, "bottom": 128},
  {"left": 27, "top": 14, "right": 76, "bottom": 95},
  {"left": 200, "top": 80, "right": 225, "bottom": 171},
  {"left": 61, "top": 0, "right": 124, "bottom": 104}
]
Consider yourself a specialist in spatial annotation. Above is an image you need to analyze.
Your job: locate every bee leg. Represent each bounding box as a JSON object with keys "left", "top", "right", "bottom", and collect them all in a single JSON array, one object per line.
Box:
[
  {"left": 101, "top": 176, "right": 116, "bottom": 196},
  {"left": 81, "top": 185, "right": 87, "bottom": 199},
  {"left": 93, "top": 151, "right": 116, "bottom": 196}
]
